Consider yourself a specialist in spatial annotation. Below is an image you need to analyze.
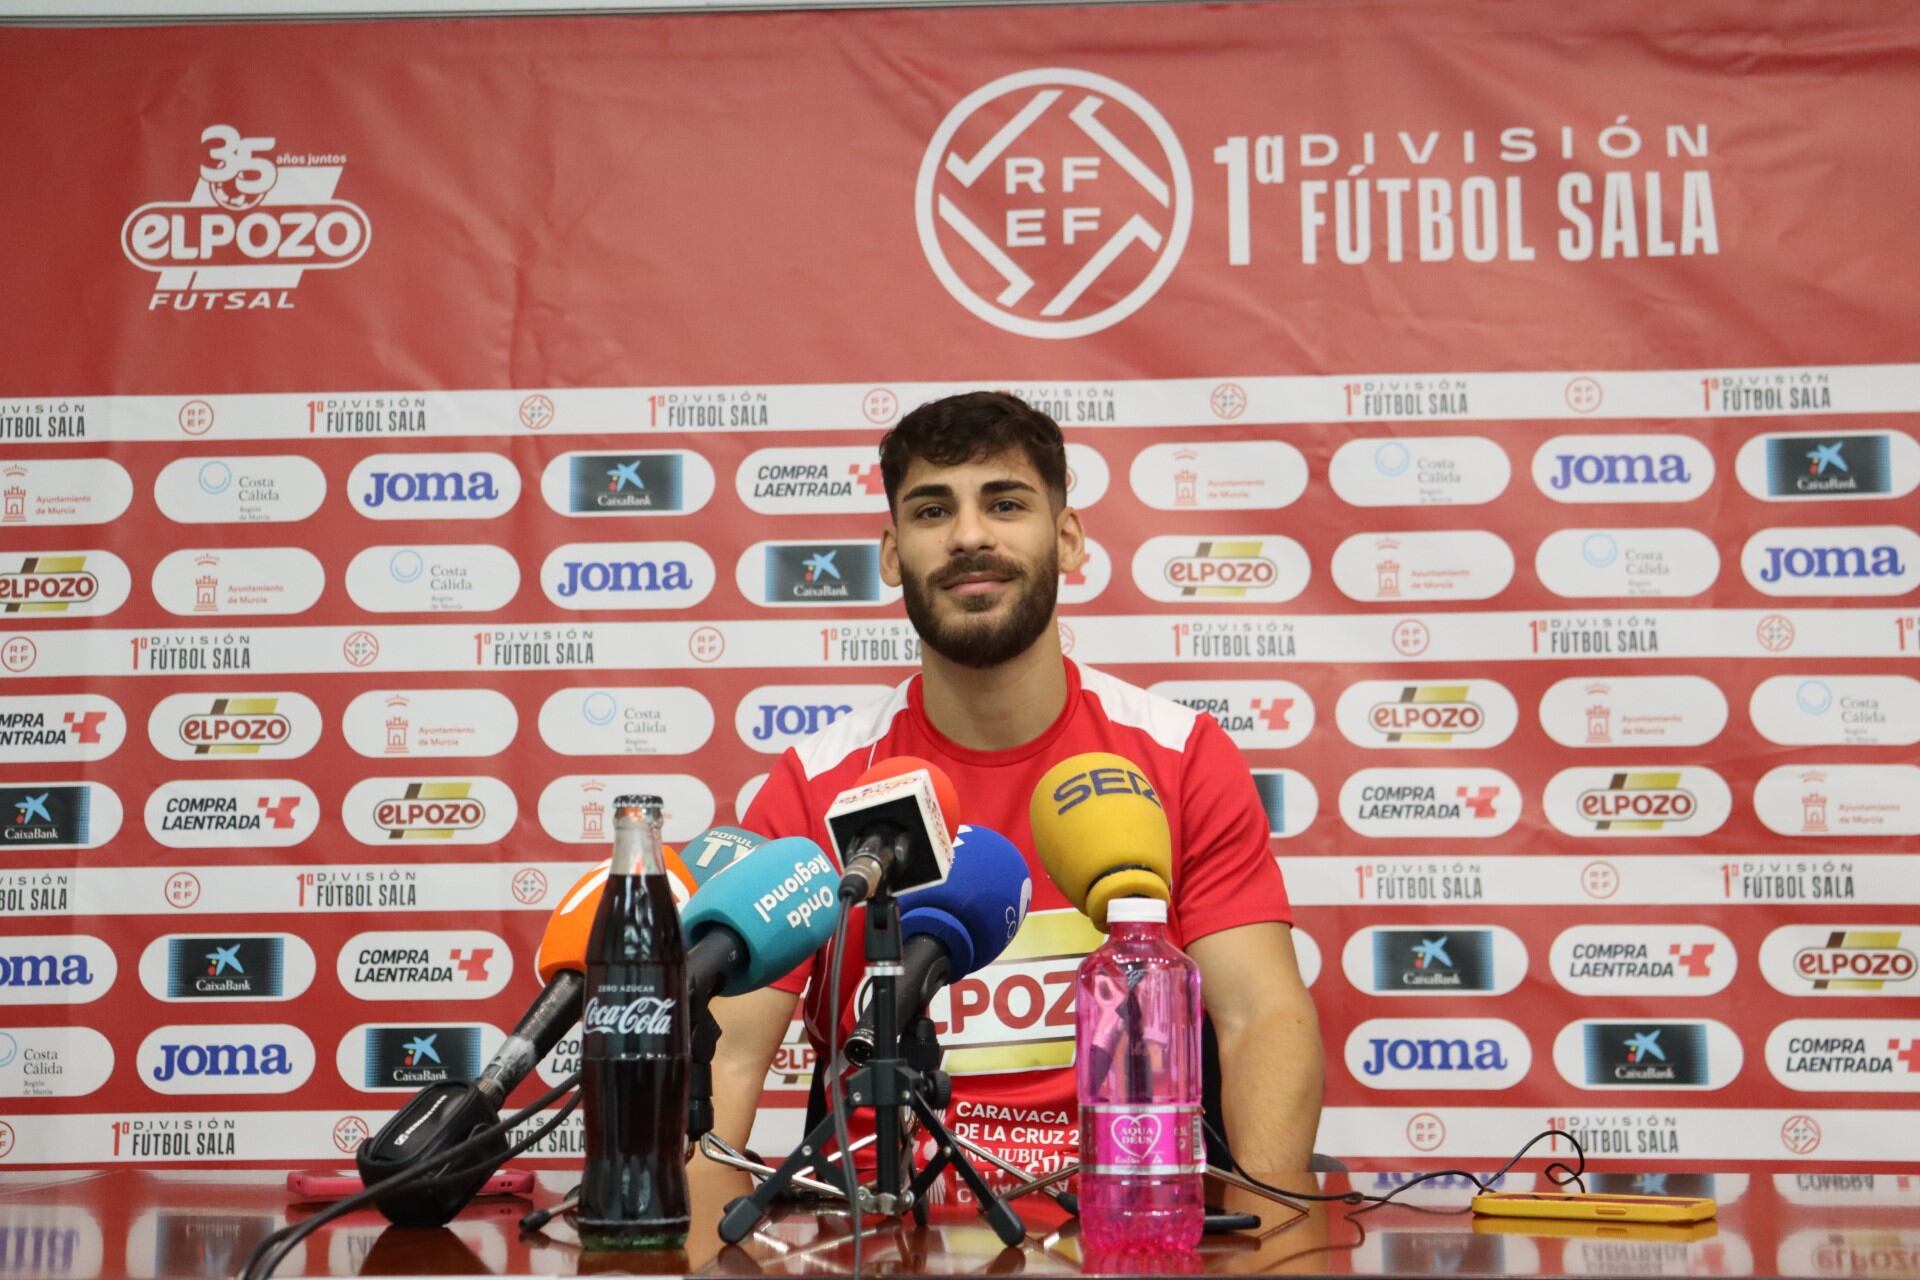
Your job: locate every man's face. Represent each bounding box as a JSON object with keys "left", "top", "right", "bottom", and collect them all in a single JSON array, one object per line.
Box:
[{"left": 881, "top": 450, "right": 1085, "bottom": 669}]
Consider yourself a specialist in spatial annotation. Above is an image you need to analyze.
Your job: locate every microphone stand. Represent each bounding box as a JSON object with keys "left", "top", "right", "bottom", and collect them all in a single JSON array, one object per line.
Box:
[{"left": 717, "top": 886, "right": 1025, "bottom": 1247}]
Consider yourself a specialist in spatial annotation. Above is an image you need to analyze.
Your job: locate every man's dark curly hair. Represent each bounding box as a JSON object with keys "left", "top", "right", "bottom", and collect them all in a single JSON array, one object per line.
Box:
[{"left": 878, "top": 391, "right": 1069, "bottom": 513}]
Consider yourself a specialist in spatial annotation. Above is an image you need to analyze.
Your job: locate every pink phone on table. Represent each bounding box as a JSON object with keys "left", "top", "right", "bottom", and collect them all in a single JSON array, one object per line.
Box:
[{"left": 286, "top": 1168, "right": 534, "bottom": 1201}]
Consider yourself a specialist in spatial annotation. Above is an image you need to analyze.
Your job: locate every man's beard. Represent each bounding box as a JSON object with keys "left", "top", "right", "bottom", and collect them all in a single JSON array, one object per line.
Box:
[{"left": 900, "top": 547, "right": 1060, "bottom": 670}]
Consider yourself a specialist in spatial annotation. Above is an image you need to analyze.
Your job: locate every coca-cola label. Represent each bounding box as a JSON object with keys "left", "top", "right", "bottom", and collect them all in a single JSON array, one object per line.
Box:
[
  {"left": 581, "top": 978, "right": 684, "bottom": 1058},
  {"left": 1081, "top": 1102, "right": 1203, "bottom": 1175}
]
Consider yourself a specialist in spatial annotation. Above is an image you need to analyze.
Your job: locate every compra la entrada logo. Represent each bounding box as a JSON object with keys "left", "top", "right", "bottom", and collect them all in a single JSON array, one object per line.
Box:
[
  {"left": 122, "top": 125, "right": 370, "bottom": 311},
  {"left": 917, "top": 69, "right": 1192, "bottom": 338}
]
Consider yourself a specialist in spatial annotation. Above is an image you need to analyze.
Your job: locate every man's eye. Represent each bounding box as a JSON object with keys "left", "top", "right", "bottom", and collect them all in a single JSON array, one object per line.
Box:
[
  {"left": 915, "top": 505, "right": 947, "bottom": 520},
  {"left": 992, "top": 499, "right": 1024, "bottom": 513}
]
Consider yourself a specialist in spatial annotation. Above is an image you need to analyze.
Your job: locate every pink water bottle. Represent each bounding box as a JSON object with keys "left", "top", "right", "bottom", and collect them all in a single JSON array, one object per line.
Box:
[{"left": 1075, "top": 896, "right": 1204, "bottom": 1253}]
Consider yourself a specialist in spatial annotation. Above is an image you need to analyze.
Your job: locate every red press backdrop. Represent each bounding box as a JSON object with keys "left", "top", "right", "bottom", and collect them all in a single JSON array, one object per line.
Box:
[{"left": 0, "top": 0, "right": 1918, "bottom": 1174}]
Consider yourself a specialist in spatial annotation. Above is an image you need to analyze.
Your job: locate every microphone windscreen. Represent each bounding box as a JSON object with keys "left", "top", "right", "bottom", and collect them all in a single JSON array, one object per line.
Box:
[
  {"left": 677, "top": 826, "right": 764, "bottom": 888},
  {"left": 1029, "top": 753, "right": 1172, "bottom": 930},
  {"left": 898, "top": 824, "right": 1033, "bottom": 974},
  {"left": 680, "top": 835, "right": 841, "bottom": 997},
  {"left": 534, "top": 845, "right": 699, "bottom": 984},
  {"left": 856, "top": 755, "right": 960, "bottom": 838}
]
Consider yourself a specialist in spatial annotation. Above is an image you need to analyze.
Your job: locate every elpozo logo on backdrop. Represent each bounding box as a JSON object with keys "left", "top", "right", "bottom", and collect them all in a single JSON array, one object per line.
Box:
[
  {"left": 1543, "top": 765, "right": 1732, "bottom": 837},
  {"left": 916, "top": 69, "right": 1192, "bottom": 339},
  {"left": 147, "top": 691, "right": 322, "bottom": 760},
  {"left": 1133, "top": 535, "right": 1310, "bottom": 603},
  {"left": 1334, "top": 679, "right": 1517, "bottom": 749},
  {"left": 122, "top": 124, "right": 370, "bottom": 312},
  {"left": 0, "top": 550, "right": 131, "bottom": 617},
  {"left": 1759, "top": 925, "right": 1917, "bottom": 997},
  {"left": 341, "top": 776, "right": 517, "bottom": 844}
]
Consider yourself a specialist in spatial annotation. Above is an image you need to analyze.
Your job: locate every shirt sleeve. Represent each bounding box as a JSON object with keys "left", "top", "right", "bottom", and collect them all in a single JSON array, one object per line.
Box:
[
  {"left": 743, "top": 748, "right": 822, "bottom": 995},
  {"left": 1169, "top": 713, "right": 1292, "bottom": 943}
]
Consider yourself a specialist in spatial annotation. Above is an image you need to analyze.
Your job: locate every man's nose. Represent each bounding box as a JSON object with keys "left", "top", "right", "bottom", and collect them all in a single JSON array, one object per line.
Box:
[{"left": 946, "top": 501, "right": 996, "bottom": 553}]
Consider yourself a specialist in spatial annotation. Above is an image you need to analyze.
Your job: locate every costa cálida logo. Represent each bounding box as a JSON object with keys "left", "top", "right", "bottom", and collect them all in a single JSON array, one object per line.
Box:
[{"left": 122, "top": 125, "right": 370, "bottom": 312}]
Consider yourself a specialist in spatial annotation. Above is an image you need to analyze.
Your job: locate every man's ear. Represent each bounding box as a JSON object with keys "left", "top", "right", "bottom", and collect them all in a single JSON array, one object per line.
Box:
[
  {"left": 1056, "top": 506, "right": 1087, "bottom": 576},
  {"left": 880, "top": 522, "right": 903, "bottom": 588}
]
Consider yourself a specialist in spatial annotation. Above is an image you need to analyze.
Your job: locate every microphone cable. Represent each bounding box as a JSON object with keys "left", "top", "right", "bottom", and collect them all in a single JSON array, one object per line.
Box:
[
  {"left": 825, "top": 901, "right": 863, "bottom": 1280},
  {"left": 239, "top": 1072, "right": 581, "bottom": 1280}
]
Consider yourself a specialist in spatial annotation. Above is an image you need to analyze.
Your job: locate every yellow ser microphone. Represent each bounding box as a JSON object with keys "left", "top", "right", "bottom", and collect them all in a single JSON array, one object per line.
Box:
[{"left": 1029, "top": 752, "right": 1172, "bottom": 930}]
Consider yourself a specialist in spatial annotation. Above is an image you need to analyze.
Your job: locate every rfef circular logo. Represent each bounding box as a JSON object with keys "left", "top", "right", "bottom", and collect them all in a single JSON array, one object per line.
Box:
[{"left": 916, "top": 69, "right": 1191, "bottom": 339}]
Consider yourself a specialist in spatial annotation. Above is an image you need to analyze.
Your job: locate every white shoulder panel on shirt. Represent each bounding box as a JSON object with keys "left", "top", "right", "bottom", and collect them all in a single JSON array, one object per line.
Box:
[
  {"left": 1077, "top": 662, "right": 1198, "bottom": 754},
  {"left": 794, "top": 679, "right": 914, "bottom": 779}
]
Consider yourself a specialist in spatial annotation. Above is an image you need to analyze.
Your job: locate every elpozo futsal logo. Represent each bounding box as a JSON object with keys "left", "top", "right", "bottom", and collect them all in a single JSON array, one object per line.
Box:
[
  {"left": 916, "top": 70, "right": 1192, "bottom": 338},
  {"left": 121, "top": 125, "right": 370, "bottom": 311}
]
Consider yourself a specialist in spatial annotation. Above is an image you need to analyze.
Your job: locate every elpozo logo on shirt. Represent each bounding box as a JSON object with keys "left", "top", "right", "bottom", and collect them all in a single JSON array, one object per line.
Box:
[
  {"left": 1328, "top": 436, "right": 1510, "bottom": 508},
  {"left": 341, "top": 776, "right": 517, "bottom": 844},
  {"left": 138, "top": 933, "right": 317, "bottom": 1001},
  {"left": 1538, "top": 676, "right": 1728, "bottom": 748},
  {"left": 0, "top": 694, "right": 124, "bottom": 763},
  {"left": 1543, "top": 766, "right": 1732, "bottom": 837},
  {"left": 1548, "top": 924, "right": 1735, "bottom": 996},
  {"left": 1531, "top": 434, "right": 1714, "bottom": 504},
  {"left": 121, "top": 124, "right": 369, "bottom": 311},
  {"left": 734, "top": 685, "right": 889, "bottom": 754},
  {"left": 1148, "top": 679, "right": 1315, "bottom": 749},
  {"left": 1754, "top": 764, "right": 1920, "bottom": 837},
  {"left": 1338, "top": 768, "right": 1520, "bottom": 838},
  {"left": 1741, "top": 525, "right": 1920, "bottom": 596},
  {"left": 0, "top": 934, "right": 117, "bottom": 1005},
  {"left": 538, "top": 686, "right": 713, "bottom": 757},
  {"left": 1341, "top": 927, "right": 1526, "bottom": 996},
  {"left": 1759, "top": 925, "right": 1917, "bottom": 997},
  {"left": 543, "top": 450, "right": 715, "bottom": 517},
  {"left": 916, "top": 69, "right": 1192, "bottom": 340},
  {"left": 344, "top": 688, "right": 520, "bottom": 758},
  {"left": 347, "top": 452, "right": 520, "bottom": 520},
  {"left": 337, "top": 930, "right": 512, "bottom": 1001},
  {"left": 1553, "top": 1019, "right": 1741, "bottom": 1090},
  {"left": 1735, "top": 430, "right": 1919, "bottom": 501},
  {"left": 1335, "top": 679, "right": 1516, "bottom": 749},
  {"left": 138, "top": 1024, "right": 315, "bottom": 1095},
  {"left": 145, "top": 779, "right": 318, "bottom": 848},
  {"left": 147, "top": 691, "right": 322, "bottom": 760},
  {"left": 1749, "top": 675, "right": 1920, "bottom": 747},
  {"left": 1132, "top": 535, "right": 1310, "bottom": 603},
  {"left": 1344, "top": 1018, "right": 1531, "bottom": 1089},
  {"left": 927, "top": 907, "right": 1105, "bottom": 1076},
  {"left": 154, "top": 455, "right": 327, "bottom": 524},
  {"left": 151, "top": 547, "right": 325, "bottom": 616},
  {"left": 1766, "top": 1020, "right": 1920, "bottom": 1092},
  {"left": 0, "top": 458, "right": 134, "bottom": 525},
  {"left": 0, "top": 550, "right": 131, "bottom": 617}
]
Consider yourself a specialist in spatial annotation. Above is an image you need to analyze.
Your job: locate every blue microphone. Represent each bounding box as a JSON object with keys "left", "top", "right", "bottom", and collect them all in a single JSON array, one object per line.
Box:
[
  {"left": 681, "top": 835, "right": 841, "bottom": 1007},
  {"left": 844, "top": 824, "right": 1032, "bottom": 1064}
]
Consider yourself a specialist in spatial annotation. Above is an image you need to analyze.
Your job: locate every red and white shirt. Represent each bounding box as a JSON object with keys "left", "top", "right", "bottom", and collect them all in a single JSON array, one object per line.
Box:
[{"left": 743, "top": 658, "right": 1290, "bottom": 1175}]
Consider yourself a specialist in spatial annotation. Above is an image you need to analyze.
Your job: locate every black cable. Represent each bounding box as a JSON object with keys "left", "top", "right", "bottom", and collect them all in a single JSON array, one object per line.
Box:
[
  {"left": 240, "top": 1074, "right": 581, "bottom": 1280},
  {"left": 826, "top": 901, "right": 861, "bottom": 1280},
  {"left": 1201, "top": 1119, "right": 1586, "bottom": 1211}
]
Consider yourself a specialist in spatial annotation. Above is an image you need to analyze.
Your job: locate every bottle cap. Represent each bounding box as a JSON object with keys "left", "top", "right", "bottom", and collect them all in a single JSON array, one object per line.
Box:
[{"left": 1104, "top": 896, "right": 1167, "bottom": 924}]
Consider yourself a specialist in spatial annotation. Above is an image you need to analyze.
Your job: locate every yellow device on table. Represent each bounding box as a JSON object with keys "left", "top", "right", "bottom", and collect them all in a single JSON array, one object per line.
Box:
[{"left": 1471, "top": 1190, "right": 1717, "bottom": 1224}]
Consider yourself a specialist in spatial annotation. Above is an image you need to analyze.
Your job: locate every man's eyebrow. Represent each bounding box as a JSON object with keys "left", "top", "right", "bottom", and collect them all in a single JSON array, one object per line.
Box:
[
  {"left": 980, "top": 478, "right": 1040, "bottom": 496},
  {"left": 900, "top": 482, "right": 956, "bottom": 504}
]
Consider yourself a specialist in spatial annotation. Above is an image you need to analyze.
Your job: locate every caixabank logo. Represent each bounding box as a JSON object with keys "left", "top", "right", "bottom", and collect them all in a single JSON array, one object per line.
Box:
[
  {"left": 137, "top": 933, "right": 316, "bottom": 1001},
  {"left": 739, "top": 542, "right": 896, "bottom": 607},
  {"left": 1736, "top": 431, "right": 1920, "bottom": 502},
  {"left": 541, "top": 451, "right": 715, "bottom": 517},
  {"left": 1766, "top": 1019, "right": 1920, "bottom": 1092},
  {"left": 1341, "top": 926, "right": 1526, "bottom": 996},
  {"left": 121, "top": 125, "right": 370, "bottom": 311},
  {"left": 1760, "top": 925, "right": 1917, "bottom": 997},
  {"left": 916, "top": 69, "right": 1193, "bottom": 339},
  {"left": 1250, "top": 769, "right": 1319, "bottom": 839},
  {"left": 338, "top": 1023, "right": 499, "bottom": 1091},
  {"left": 0, "top": 783, "right": 122, "bottom": 850},
  {"left": 1553, "top": 1019, "right": 1741, "bottom": 1090}
]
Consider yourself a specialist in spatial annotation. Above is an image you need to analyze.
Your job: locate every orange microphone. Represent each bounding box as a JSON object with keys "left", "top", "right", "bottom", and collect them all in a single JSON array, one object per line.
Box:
[{"left": 536, "top": 844, "right": 699, "bottom": 984}]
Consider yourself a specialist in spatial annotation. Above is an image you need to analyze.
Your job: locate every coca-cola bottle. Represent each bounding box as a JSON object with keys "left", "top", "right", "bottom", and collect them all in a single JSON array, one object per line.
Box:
[{"left": 578, "top": 795, "right": 689, "bottom": 1250}]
